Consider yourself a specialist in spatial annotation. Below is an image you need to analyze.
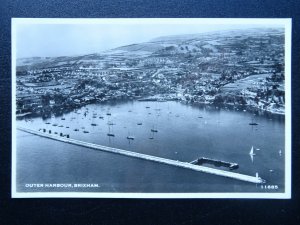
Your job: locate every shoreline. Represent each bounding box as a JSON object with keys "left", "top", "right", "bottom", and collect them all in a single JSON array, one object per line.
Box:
[{"left": 16, "top": 96, "right": 285, "bottom": 120}]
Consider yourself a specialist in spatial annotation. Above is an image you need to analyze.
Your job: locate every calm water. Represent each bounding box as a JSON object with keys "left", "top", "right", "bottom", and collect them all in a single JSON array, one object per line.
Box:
[{"left": 16, "top": 101, "right": 285, "bottom": 193}]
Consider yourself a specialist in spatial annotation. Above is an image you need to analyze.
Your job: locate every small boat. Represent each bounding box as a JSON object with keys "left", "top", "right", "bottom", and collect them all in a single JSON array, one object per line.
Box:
[
  {"left": 151, "top": 129, "right": 158, "bottom": 133},
  {"left": 249, "top": 118, "right": 258, "bottom": 126},
  {"left": 61, "top": 118, "right": 66, "bottom": 120},
  {"left": 74, "top": 129, "right": 79, "bottom": 131},
  {"left": 107, "top": 133, "right": 115, "bottom": 137},
  {"left": 52, "top": 124, "right": 58, "bottom": 126},
  {"left": 127, "top": 136, "right": 134, "bottom": 140},
  {"left": 99, "top": 116, "right": 104, "bottom": 119},
  {"left": 249, "top": 122, "right": 258, "bottom": 125},
  {"left": 83, "top": 130, "right": 89, "bottom": 133},
  {"left": 249, "top": 146, "right": 256, "bottom": 156},
  {"left": 106, "top": 112, "right": 111, "bottom": 116},
  {"left": 146, "top": 106, "right": 150, "bottom": 108},
  {"left": 249, "top": 146, "right": 256, "bottom": 163},
  {"left": 279, "top": 150, "right": 282, "bottom": 156},
  {"left": 91, "top": 123, "right": 97, "bottom": 126},
  {"left": 45, "top": 122, "right": 51, "bottom": 124},
  {"left": 58, "top": 125, "right": 64, "bottom": 127},
  {"left": 137, "top": 122, "right": 142, "bottom": 125}
]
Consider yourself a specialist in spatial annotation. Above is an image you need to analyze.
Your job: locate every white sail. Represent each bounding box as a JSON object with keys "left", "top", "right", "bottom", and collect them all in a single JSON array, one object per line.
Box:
[
  {"left": 249, "top": 146, "right": 255, "bottom": 163},
  {"left": 249, "top": 146, "right": 256, "bottom": 156}
]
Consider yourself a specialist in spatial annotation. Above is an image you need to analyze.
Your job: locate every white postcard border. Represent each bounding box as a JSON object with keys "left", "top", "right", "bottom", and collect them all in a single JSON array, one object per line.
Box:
[{"left": 11, "top": 18, "right": 292, "bottom": 199}]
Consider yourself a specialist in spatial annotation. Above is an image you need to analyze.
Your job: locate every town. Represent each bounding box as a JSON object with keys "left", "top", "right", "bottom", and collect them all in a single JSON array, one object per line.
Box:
[{"left": 16, "top": 28, "right": 285, "bottom": 118}]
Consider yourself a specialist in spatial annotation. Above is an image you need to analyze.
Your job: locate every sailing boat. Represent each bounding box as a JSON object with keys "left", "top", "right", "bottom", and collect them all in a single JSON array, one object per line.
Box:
[
  {"left": 149, "top": 130, "right": 154, "bottom": 139},
  {"left": 249, "top": 117, "right": 258, "bottom": 126},
  {"left": 106, "top": 108, "right": 111, "bottom": 116},
  {"left": 249, "top": 146, "right": 256, "bottom": 156},
  {"left": 249, "top": 146, "right": 256, "bottom": 163},
  {"left": 151, "top": 126, "right": 158, "bottom": 133},
  {"left": 107, "top": 120, "right": 115, "bottom": 137},
  {"left": 91, "top": 114, "right": 98, "bottom": 126},
  {"left": 127, "top": 131, "right": 134, "bottom": 140}
]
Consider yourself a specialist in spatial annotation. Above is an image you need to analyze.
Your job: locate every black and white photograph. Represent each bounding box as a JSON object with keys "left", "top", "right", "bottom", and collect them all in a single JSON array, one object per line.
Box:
[{"left": 12, "top": 18, "right": 291, "bottom": 198}]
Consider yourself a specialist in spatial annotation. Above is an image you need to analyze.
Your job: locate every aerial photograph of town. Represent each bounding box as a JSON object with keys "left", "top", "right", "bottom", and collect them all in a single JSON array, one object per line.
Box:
[{"left": 12, "top": 19, "right": 290, "bottom": 198}]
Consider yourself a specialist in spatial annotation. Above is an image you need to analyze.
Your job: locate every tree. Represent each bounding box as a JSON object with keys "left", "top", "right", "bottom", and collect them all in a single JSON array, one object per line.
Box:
[{"left": 213, "top": 95, "right": 224, "bottom": 104}]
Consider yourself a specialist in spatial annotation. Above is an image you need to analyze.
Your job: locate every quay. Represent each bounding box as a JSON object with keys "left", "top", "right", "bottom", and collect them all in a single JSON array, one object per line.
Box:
[
  {"left": 190, "top": 157, "right": 239, "bottom": 170},
  {"left": 17, "top": 127, "right": 265, "bottom": 184}
]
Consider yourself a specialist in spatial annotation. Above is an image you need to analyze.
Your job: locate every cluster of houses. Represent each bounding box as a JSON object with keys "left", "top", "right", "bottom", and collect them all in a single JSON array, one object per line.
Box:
[{"left": 16, "top": 29, "right": 285, "bottom": 116}]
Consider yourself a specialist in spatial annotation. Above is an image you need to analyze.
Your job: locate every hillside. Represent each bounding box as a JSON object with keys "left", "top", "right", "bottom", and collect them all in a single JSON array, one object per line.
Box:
[{"left": 16, "top": 27, "right": 285, "bottom": 116}]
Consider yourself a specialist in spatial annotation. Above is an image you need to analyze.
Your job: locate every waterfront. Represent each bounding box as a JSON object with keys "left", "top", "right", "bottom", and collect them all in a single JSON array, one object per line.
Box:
[{"left": 16, "top": 101, "right": 285, "bottom": 193}]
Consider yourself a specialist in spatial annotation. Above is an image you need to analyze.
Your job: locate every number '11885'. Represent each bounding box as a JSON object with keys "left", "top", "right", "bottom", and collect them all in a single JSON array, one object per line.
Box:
[{"left": 261, "top": 185, "right": 279, "bottom": 190}]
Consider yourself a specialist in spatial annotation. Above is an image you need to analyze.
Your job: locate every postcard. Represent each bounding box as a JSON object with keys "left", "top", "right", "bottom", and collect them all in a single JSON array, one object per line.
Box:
[{"left": 11, "top": 18, "right": 291, "bottom": 198}]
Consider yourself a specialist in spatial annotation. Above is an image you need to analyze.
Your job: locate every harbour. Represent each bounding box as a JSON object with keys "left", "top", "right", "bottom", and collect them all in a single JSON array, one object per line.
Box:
[
  {"left": 18, "top": 127, "right": 265, "bottom": 184},
  {"left": 16, "top": 100, "right": 285, "bottom": 193}
]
